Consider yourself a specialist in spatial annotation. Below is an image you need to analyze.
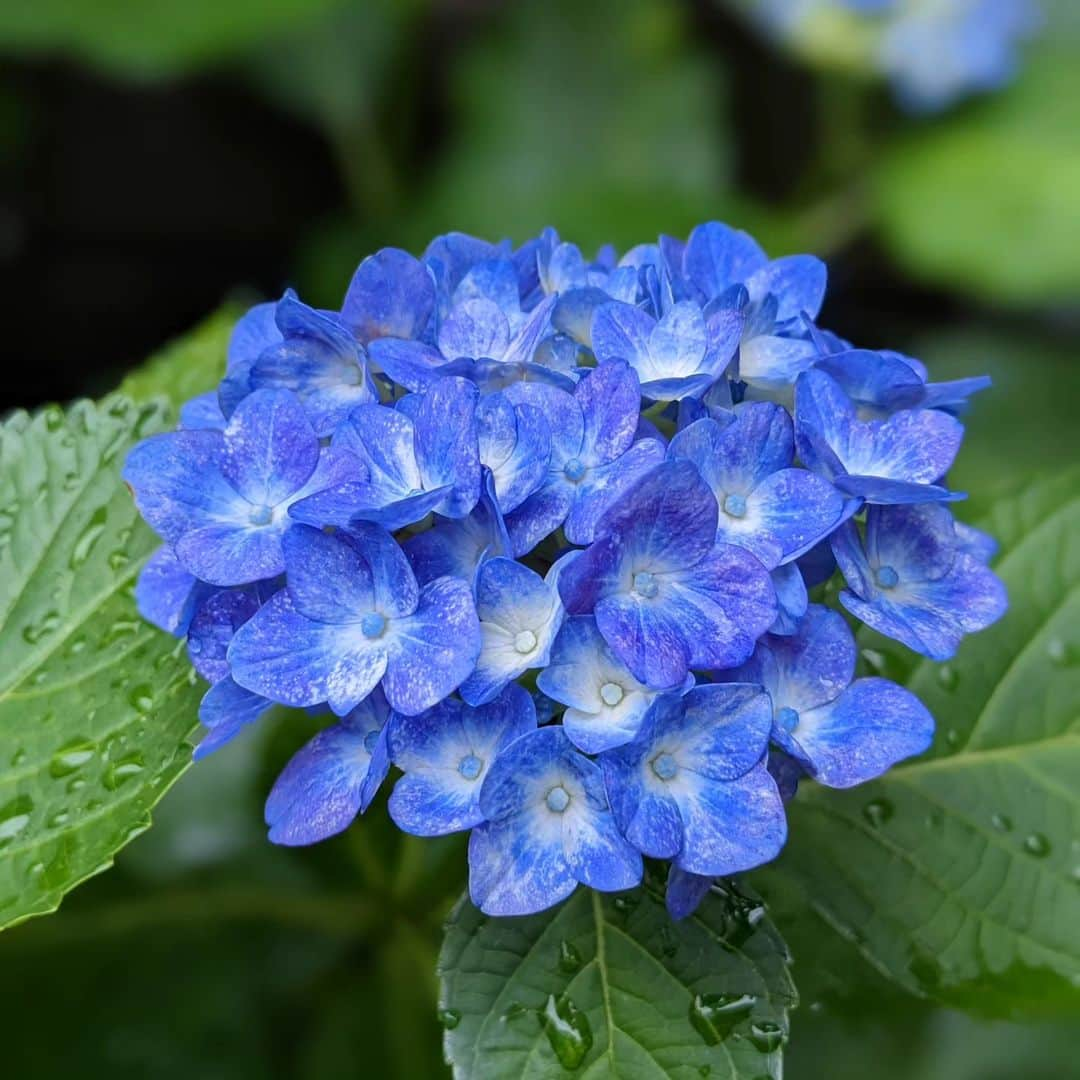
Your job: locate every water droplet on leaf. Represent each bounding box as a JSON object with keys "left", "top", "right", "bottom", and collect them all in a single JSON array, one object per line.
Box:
[
  {"left": 688, "top": 992, "right": 755, "bottom": 1045},
  {"left": 558, "top": 940, "right": 583, "bottom": 973},
  {"left": 437, "top": 1008, "right": 461, "bottom": 1030},
  {"left": 862, "top": 799, "right": 893, "bottom": 828},
  {"left": 748, "top": 1020, "right": 785, "bottom": 1053},
  {"left": 49, "top": 737, "right": 96, "bottom": 778},
  {"left": 1023, "top": 832, "right": 1050, "bottom": 858},
  {"left": 540, "top": 993, "right": 592, "bottom": 1070}
]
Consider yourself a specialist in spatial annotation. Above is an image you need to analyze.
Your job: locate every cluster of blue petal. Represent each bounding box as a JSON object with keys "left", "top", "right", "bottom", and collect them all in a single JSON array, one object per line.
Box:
[
  {"left": 751, "top": 0, "right": 1040, "bottom": 112},
  {"left": 125, "top": 222, "right": 1006, "bottom": 918}
]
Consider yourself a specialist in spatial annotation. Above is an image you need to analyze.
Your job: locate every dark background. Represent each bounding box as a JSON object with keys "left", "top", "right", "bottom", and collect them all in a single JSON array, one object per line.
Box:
[{"left": 1, "top": 1, "right": 1077, "bottom": 1076}]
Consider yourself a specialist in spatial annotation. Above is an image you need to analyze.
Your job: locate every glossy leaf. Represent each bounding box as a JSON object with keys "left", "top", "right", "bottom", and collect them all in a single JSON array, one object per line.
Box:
[
  {"left": 763, "top": 468, "right": 1080, "bottom": 1016},
  {"left": 438, "top": 881, "right": 795, "bottom": 1078},
  {"left": 0, "top": 395, "right": 203, "bottom": 929}
]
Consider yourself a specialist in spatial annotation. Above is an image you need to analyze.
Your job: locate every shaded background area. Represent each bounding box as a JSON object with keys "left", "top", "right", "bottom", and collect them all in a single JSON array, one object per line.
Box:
[{"left": 1, "top": 0, "right": 1077, "bottom": 1076}]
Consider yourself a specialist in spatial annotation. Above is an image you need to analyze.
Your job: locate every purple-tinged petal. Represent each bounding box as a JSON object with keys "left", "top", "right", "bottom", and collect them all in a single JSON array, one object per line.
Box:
[
  {"left": 666, "top": 868, "right": 713, "bottom": 921},
  {"left": 575, "top": 359, "right": 641, "bottom": 465},
  {"left": 341, "top": 247, "right": 435, "bottom": 344},
  {"left": 502, "top": 294, "right": 557, "bottom": 367},
  {"left": 768, "top": 561, "right": 808, "bottom": 635},
  {"left": 187, "top": 585, "right": 263, "bottom": 683},
  {"left": 383, "top": 576, "right": 481, "bottom": 715},
  {"left": 193, "top": 677, "right": 272, "bottom": 760},
  {"left": 366, "top": 338, "right": 447, "bottom": 391},
  {"left": 504, "top": 484, "right": 574, "bottom": 558},
  {"left": 412, "top": 376, "right": 481, "bottom": 518},
  {"left": 591, "top": 300, "right": 653, "bottom": 368},
  {"left": 477, "top": 396, "right": 550, "bottom": 515},
  {"left": 135, "top": 546, "right": 202, "bottom": 637},
  {"left": 439, "top": 298, "right": 510, "bottom": 361}
]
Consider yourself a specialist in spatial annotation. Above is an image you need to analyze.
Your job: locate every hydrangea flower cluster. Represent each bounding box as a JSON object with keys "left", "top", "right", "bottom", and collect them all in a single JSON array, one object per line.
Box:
[
  {"left": 125, "top": 223, "right": 1006, "bottom": 918},
  {"left": 744, "top": 0, "right": 1040, "bottom": 112}
]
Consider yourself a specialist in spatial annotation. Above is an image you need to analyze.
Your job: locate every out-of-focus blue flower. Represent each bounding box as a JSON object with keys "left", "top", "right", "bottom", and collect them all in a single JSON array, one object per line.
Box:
[
  {"left": 289, "top": 377, "right": 480, "bottom": 530},
  {"left": 388, "top": 684, "right": 536, "bottom": 836},
  {"left": 559, "top": 461, "right": 777, "bottom": 688},
  {"left": 124, "top": 388, "right": 360, "bottom": 586},
  {"left": 667, "top": 403, "right": 845, "bottom": 568},
  {"left": 537, "top": 616, "right": 694, "bottom": 754},
  {"left": 831, "top": 504, "right": 1007, "bottom": 659},
  {"left": 468, "top": 726, "right": 642, "bottom": 916},
  {"left": 502, "top": 360, "right": 665, "bottom": 553},
  {"left": 460, "top": 556, "right": 566, "bottom": 706},
  {"left": 228, "top": 523, "right": 480, "bottom": 715},
  {"left": 795, "top": 369, "right": 965, "bottom": 504},
  {"left": 721, "top": 605, "right": 935, "bottom": 785},
  {"left": 601, "top": 684, "right": 787, "bottom": 875},
  {"left": 264, "top": 689, "right": 392, "bottom": 845}
]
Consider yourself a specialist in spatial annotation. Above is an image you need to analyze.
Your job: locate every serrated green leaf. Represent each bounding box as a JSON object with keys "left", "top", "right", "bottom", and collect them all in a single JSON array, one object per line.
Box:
[
  {"left": 438, "top": 882, "right": 795, "bottom": 1079},
  {"left": 762, "top": 468, "right": 1080, "bottom": 1017},
  {"left": 0, "top": 395, "right": 203, "bottom": 930},
  {"left": 119, "top": 304, "right": 239, "bottom": 409}
]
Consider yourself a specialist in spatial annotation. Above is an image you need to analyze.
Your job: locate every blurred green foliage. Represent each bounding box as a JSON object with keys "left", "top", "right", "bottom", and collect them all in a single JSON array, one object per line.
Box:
[{"left": 1, "top": 0, "right": 1078, "bottom": 1076}]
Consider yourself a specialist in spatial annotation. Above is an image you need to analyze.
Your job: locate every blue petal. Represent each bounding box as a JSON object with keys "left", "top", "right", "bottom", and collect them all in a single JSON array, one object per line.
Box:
[
  {"left": 833, "top": 475, "right": 964, "bottom": 505},
  {"left": 768, "top": 561, "right": 808, "bottom": 635},
  {"left": 279, "top": 524, "right": 376, "bottom": 622},
  {"left": 227, "top": 301, "right": 280, "bottom": 372},
  {"left": 412, "top": 376, "right": 481, "bottom": 518},
  {"left": 186, "top": 585, "right": 263, "bottom": 683},
  {"left": 193, "top": 677, "right": 272, "bottom": 759},
  {"left": 228, "top": 590, "right": 389, "bottom": 715},
  {"left": 383, "top": 576, "right": 481, "bottom": 715},
  {"left": 791, "top": 677, "right": 934, "bottom": 787},
  {"left": 477, "top": 395, "right": 551, "bottom": 514},
  {"left": 388, "top": 685, "right": 537, "bottom": 835},
  {"left": 575, "top": 359, "right": 641, "bottom": 465},
  {"left": 366, "top": 338, "right": 447, "bottom": 391},
  {"left": 341, "top": 247, "right": 435, "bottom": 344},
  {"left": 666, "top": 867, "right": 713, "bottom": 921},
  {"left": 264, "top": 705, "right": 390, "bottom": 845},
  {"left": 221, "top": 388, "right": 319, "bottom": 507},
  {"left": 459, "top": 557, "right": 564, "bottom": 706},
  {"left": 739, "top": 334, "right": 817, "bottom": 389},
  {"left": 504, "top": 484, "right": 574, "bottom": 557},
  {"left": 746, "top": 255, "right": 827, "bottom": 322},
  {"left": 439, "top": 298, "right": 510, "bottom": 361},
  {"left": 683, "top": 222, "right": 768, "bottom": 299},
  {"left": 591, "top": 300, "right": 653, "bottom": 369},
  {"left": 135, "top": 546, "right": 202, "bottom": 636},
  {"left": 503, "top": 294, "right": 557, "bottom": 366},
  {"left": 179, "top": 392, "right": 226, "bottom": 431},
  {"left": 502, "top": 381, "right": 584, "bottom": 461}
]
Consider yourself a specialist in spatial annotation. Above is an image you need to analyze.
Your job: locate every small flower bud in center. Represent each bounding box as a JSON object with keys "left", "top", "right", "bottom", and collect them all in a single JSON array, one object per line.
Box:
[
  {"left": 458, "top": 753, "right": 483, "bottom": 781},
  {"left": 875, "top": 565, "right": 900, "bottom": 589},
  {"left": 600, "top": 682, "right": 624, "bottom": 707},
  {"left": 545, "top": 785, "right": 571, "bottom": 813},
  {"left": 249, "top": 505, "right": 274, "bottom": 526},
  {"left": 651, "top": 752, "right": 678, "bottom": 781},
  {"left": 722, "top": 493, "right": 747, "bottom": 518},
  {"left": 563, "top": 457, "right": 586, "bottom": 483},
  {"left": 514, "top": 629, "right": 538, "bottom": 654},
  {"left": 361, "top": 612, "right": 387, "bottom": 639},
  {"left": 633, "top": 571, "right": 659, "bottom": 599},
  {"left": 776, "top": 706, "right": 800, "bottom": 731}
]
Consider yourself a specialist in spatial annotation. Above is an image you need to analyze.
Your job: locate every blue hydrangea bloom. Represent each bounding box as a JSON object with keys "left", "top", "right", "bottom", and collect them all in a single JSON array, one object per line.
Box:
[
  {"left": 559, "top": 460, "right": 777, "bottom": 688},
  {"left": 468, "top": 726, "right": 642, "bottom": 916},
  {"left": 831, "top": 504, "right": 1007, "bottom": 660},
  {"left": 124, "top": 388, "right": 359, "bottom": 586},
  {"left": 537, "top": 616, "right": 693, "bottom": 754},
  {"left": 720, "top": 605, "right": 935, "bottom": 786},
  {"left": 125, "top": 221, "right": 1007, "bottom": 919},
  {"left": 601, "top": 685, "right": 787, "bottom": 876},
  {"left": 264, "top": 689, "right": 392, "bottom": 845},
  {"left": 388, "top": 684, "right": 536, "bottom": 836},
  {"left": 227, "top": 523, "right": 480, "bottom": 715},
  {"left": 667, "top": 403, "right": 845, "bottom": 569}
]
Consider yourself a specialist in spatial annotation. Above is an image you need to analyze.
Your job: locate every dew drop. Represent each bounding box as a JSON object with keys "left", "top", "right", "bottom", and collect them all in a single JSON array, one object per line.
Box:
[
  {"left": 991, "top": 812, "right": 1013, "bottom": 832},
  {"left": 862, "top": 799, "right": 893, "bottom": 828},
  {"left": 437, "top": 1008, "right": 461, "bottom": 1030},
  {"left": 558, "top": 940, "right": 583, "bottom": 974},
  {"left": 49, "top": 737, "right": 96, "bottom": 778},
  {"left": 1023, "top": 832, "right": 1051, "bottom": 858},
  {"left": 127, "top": 684, "right": 154, "bottom": 713},
  {"left": 688, "top": 993, "right": 756, "bottom": 1045},
  {"left": 0, "top": 795, "right": 33, "bottom": 845},
  {"left": 69, "top": 507, "right": 108, "bottom": 569},
  {"left": 611, "top": 893, "right": 640, "bottom": 924},
  {"left": 9, "top": 748, "right": 27, "bottom": 768},
  {"left": 540, "top": 993, "right": 592, "bottom": 1070},
  {"left": 102, "top": 753, "right": 145, "bottom": 791},
  {"left": 936, "top": 664, "right": 959, "bottom": 691},
  {"left": 499, "top": 1001, "right": 529, "bottom": 1023},
  {"left": 1047, "top": 638, "right": 1078, "bottom": 667},
  {"left": 66, "top": 777, "right": 87, "bottom": 794},
  {"left": 22, "top": 610, "right": 61, "bottom": 644},
  {"left": 748, "top": 1020, "right": 785, "bottom": 1053},
  {"left": 47, "top": 809, "right": 70, "bottom": 828},
  {"left": 107, "top": 550, "right": 130, "bottom": 571},
  {"left": 945, "top": 728, "right": 960, "bottom": 748}
]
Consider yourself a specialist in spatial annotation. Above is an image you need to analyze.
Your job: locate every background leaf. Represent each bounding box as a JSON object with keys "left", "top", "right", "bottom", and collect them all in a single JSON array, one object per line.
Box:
[
  {"left": 438, "top": 881, "right": 795, "bottom": 1078},
  {"left": 0, "top": 394, "right": 202, "bottom": 928},
  {"left": 757, "top": 467, "right": 1080, "bottom": 1017},
  {"left": 119, "top": 304, "right": 240, "bottom": 410}
]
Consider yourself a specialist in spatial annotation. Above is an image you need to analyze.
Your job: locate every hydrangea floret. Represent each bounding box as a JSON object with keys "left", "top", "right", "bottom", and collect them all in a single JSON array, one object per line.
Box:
[{"left": 125, "top": 222, "right": 1006, "bottom": 919}]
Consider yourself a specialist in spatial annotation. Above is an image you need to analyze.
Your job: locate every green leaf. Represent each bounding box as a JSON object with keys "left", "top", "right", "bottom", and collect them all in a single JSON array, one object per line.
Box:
[
  {"left": 0, "top": 0, "right": 352, "bottom": 79},
  {"left": 438, "top": 881, "right": 796, "bottom": 1078},
  {"left": 761, "top": 468, "right": 1080, "bottom": 1016},
  {"left": 119, "top": 304, "right": 239, "bottom": 410},
  {"left": 874, "top": 34, "right": 1080, "bottom": 306},
  {"left": 0, "top": 395, "right": 203, "bottom": 929}
]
